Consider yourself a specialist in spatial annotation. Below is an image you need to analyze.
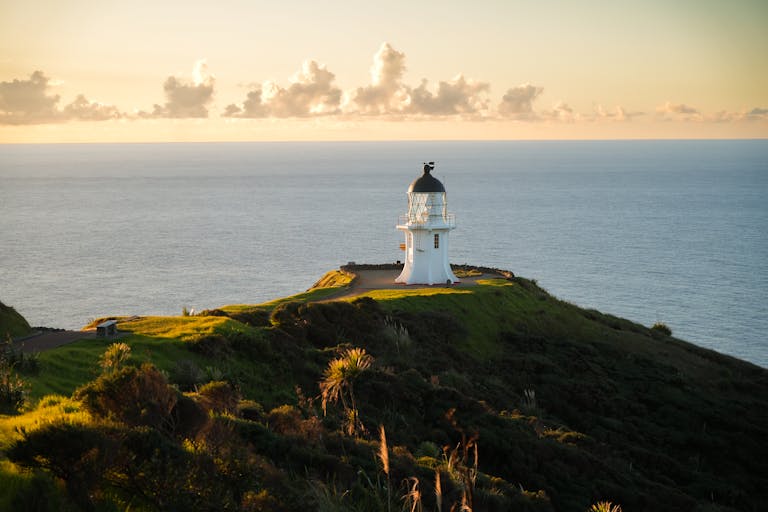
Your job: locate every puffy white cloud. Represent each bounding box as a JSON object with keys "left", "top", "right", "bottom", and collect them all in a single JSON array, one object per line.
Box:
[
  {"left": 143, "top": 60, "right": 215, "bottom": 118},
  {"left": 497, "top": 84, "right": 543, "bottom": 118},
  {"left": 0, "top": 71, "right": 61, "bottom": 124},
  {"left": 407, "top": 75, "right": 490, "bottom": 116},
  {"left": 656, "top": 101, "right": 702, "bottom": 120},
  {"left": 225, "top": 60, "right": 341, "bottom": 118},
  {"left": 350, "top": 42, "right": 490, "bottom": 117},
  {"left": 351, "top": 43, "right": 410, "bottom": 114}
]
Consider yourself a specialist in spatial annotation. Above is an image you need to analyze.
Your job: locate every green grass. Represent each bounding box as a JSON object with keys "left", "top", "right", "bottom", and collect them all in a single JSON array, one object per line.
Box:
[
  {"left": 1, "top": 268, "right": 767, "bottom": 512},
  {"left": 0, "top": 301, "right": 33, "bottom": 339},
  {"left": 23, "top": 320, "right": 253, "bottom": 404},
  {"left": 116, "top": 315, "right": 234, "bottom": 340},
  {"left": 353, "top": 278, "right": 556, "bottom": 358},
  {"left": 308, "top": 269, "right": 354, "bottom": 289},
  {"left": 0, "top": 395, "right": 91, "bottom": 450},
  {"left": 221, "top": 286, "right": 347, "bottom": 314}
]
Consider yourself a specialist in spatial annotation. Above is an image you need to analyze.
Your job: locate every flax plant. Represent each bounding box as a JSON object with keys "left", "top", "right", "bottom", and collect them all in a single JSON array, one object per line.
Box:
[{"left": 319, "top": 347, "right": 373, "bottom": 436}]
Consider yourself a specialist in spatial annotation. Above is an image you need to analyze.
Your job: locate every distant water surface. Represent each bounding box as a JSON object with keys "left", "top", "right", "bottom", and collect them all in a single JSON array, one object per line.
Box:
[{"left": 1, "top": 140, "right": 766, "bottom": 368}]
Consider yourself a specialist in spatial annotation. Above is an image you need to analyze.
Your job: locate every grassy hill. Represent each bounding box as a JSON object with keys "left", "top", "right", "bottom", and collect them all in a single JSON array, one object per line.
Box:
[
  {"left": 1, "top": 268, "right": 766, "bottom": 511},
  {"left": 0, "top": 301, "right": 32, "bottom": 340}
]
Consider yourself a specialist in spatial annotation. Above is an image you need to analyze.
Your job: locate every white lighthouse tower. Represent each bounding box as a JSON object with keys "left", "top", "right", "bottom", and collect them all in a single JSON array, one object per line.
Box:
[{"left": 396, "top": 162, "right": 458, "bottom": 285}]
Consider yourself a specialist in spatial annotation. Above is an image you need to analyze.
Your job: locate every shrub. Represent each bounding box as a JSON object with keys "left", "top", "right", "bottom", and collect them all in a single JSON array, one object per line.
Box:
[
  {"left": 197, "top": 380, "right": 240, "bottom": 414},
  {"left": 171, "top": 359, "right": 205, "bottom": 391},
  {"left": 75, "top": 364, "right": 178, "bottom": 432},
  {"left": 239, "top": 400, "right": 265, "bottom": 421},
  {"left": 651, "top": 322, "right": 672, "bottom": 336},
  {"left": 0, "top": 339, "right": 40, "bottom": 375},
  {"left": 0, "top": 362, "right": 26, "bottom": 413},
  {"left": 7, "top": 421, "right": 118, "bottom": 511},
  {"left": 188, "top": 334, "right": 231, "bottom": 359}
]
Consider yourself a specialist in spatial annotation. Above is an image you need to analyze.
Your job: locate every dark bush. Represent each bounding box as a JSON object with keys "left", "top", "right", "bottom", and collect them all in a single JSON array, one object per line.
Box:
[
  {"left": 0, "top": 362, "right": 26, "bottom": 413},
  {"left": 170, "top": 359, "right": 205, "bottom": 391},
  {"left": 7, "top": 421, "right": 119, "bottom": 511},
  {"left": 239, "top": 400, "right": 265, "bottom": 421},
  {"left": 188, "top": 333, "right": 232, "bottom": 359},
  {"left": 197, "top": 380, "right": 240, "bottom": 414},
  {"left": 75, "top": 364, "right": 178, "bottom": 432},
  {"left": 651, "top": 322, "right": 672, "bottom": 336},
  {"left": 227, "top": 308, "right": 272, "bottom": 327}
]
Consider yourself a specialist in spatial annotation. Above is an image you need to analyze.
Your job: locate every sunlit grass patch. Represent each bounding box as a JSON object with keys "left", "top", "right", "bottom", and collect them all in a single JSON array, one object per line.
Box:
[
  {"left": 355, "top": 287, "right": 472, "bottom": 302},
  {"left": 0, "top": 395, "right": 91, "bottom": 449},
  {"left": 117, "top": 315, "right": 233, "bottom": 340},
  {"left": 28, "top": 341, "right": 102, "bottom": 401},
  {"left": 222, "top": 286, "right": 344, "bottom": 313},
  {"left": 309, "top": 269, "right": 354, "bottom": 289}
]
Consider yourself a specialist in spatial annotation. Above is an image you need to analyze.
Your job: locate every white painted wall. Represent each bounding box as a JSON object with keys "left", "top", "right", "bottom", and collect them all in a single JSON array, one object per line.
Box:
[{"left": 396, "top": 191, "right": 457, "bottom": 285}]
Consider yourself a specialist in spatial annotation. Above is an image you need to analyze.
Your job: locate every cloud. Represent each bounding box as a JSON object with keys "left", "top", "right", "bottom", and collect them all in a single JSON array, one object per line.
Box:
[
  {"left": 407, "top": 75, "right": 490, "bottom": 116},
  {"left": 656, "top": 101, "right": 702, "bottom": 121},
  {"left": 0, "top": 70, "right": 123, "bottom": 124},
  {"left": 706, "top": 107, "right": 768, "bottom": 123},
  {"left": 658, "top": 102, "right": 699, "bottom": 115},
  {"left": 225, "top": 60, "right": 341, "bottom": 118},
  {"left": 548, "top": 102, "right": 576, "bottom": 121},
  {"left": 63, "top": 94, "right": 121, "bottom": 121},
  {"left": 351, "top": 43, "right": 410, "bottom": 114},
  {"left": 349, "top": 42, "right": 490, "bottom": 117},
  {"left": 594, "top": 104, "right": 644, "bottom": 121},
  {"left": 143, "top": 60, "right": 215, "bottom": 118},
  {"left": 498, "top": 84, "right": 543, "bottom": 119},
  {"left": 0, "top": 71, "right": 61, "bottom": 124}
]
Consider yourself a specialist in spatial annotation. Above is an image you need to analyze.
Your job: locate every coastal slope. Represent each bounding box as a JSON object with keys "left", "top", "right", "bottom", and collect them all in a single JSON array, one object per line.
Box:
[{"left": 1, "top": 267, "right": 766, "bottom": 512}]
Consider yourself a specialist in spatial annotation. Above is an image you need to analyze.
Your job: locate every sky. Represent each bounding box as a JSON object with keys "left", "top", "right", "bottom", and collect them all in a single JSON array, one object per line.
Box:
[{"left": 1, "top": 0, "right": 767, "bottom": 142}]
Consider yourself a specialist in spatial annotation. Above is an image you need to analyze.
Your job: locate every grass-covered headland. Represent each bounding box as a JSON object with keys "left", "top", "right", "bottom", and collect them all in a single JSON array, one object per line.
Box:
[{"left": 1, "top": 267, "right": 766, "bottom": 511}]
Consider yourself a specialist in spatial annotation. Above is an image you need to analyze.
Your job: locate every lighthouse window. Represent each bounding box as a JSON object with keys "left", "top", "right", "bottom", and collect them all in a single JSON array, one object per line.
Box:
[{"left": 434, "top": 234, "right": 440, "bottom": 248}]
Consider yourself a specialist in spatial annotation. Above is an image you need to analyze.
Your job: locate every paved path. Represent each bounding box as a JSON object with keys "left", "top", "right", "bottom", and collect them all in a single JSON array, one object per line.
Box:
[
  {"left": 321, "top": 268, "right": 487, "bottom": 301},
  {"left": 11, "top": 330, "right": 99, "bottom": 353}
]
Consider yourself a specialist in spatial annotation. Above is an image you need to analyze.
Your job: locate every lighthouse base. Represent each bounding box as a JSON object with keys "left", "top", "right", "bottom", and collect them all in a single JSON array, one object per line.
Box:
[{"left": 395, "top": 260, "right": 457, "bottom": 285}]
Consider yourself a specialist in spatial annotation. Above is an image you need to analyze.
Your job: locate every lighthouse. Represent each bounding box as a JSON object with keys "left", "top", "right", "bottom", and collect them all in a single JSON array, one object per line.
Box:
[{"left": 396, "top": 162, "right": 458, "bottom": 285}]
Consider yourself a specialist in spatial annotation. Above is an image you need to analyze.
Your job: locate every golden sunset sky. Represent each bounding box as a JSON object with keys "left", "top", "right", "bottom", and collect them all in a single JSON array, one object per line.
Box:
[{"left": 1, "top": 0, "right": 767, "bottom": 142}]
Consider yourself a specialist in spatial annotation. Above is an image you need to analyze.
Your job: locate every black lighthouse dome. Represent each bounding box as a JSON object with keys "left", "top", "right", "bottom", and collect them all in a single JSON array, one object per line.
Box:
[{"left": 408, "top": 162, "right": 446, "bottom": 193}]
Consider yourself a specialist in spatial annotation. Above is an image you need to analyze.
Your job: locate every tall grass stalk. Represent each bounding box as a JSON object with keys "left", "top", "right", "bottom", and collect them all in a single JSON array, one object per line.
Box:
[
  {"left": 379, "top": 424, "right": 391, "bottom": 512},
  {"left": 401, "top": 477, "right": 422, "bottom": 512}
]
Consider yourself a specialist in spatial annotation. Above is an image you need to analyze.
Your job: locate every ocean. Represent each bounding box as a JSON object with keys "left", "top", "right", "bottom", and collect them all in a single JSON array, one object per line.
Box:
[{"left": 1, "top": 140, "right": 766, "bottom": 368}]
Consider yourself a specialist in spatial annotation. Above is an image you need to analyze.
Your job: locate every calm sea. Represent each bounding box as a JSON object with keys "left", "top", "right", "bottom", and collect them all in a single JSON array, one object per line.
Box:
[{"left": 1, "top": 140, "right": 766, "bottom": 367}]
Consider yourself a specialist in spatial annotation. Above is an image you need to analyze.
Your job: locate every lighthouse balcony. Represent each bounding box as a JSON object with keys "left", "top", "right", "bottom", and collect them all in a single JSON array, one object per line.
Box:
[{"left": 397, "top": 213, "right": 456, "bottom": 229}]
